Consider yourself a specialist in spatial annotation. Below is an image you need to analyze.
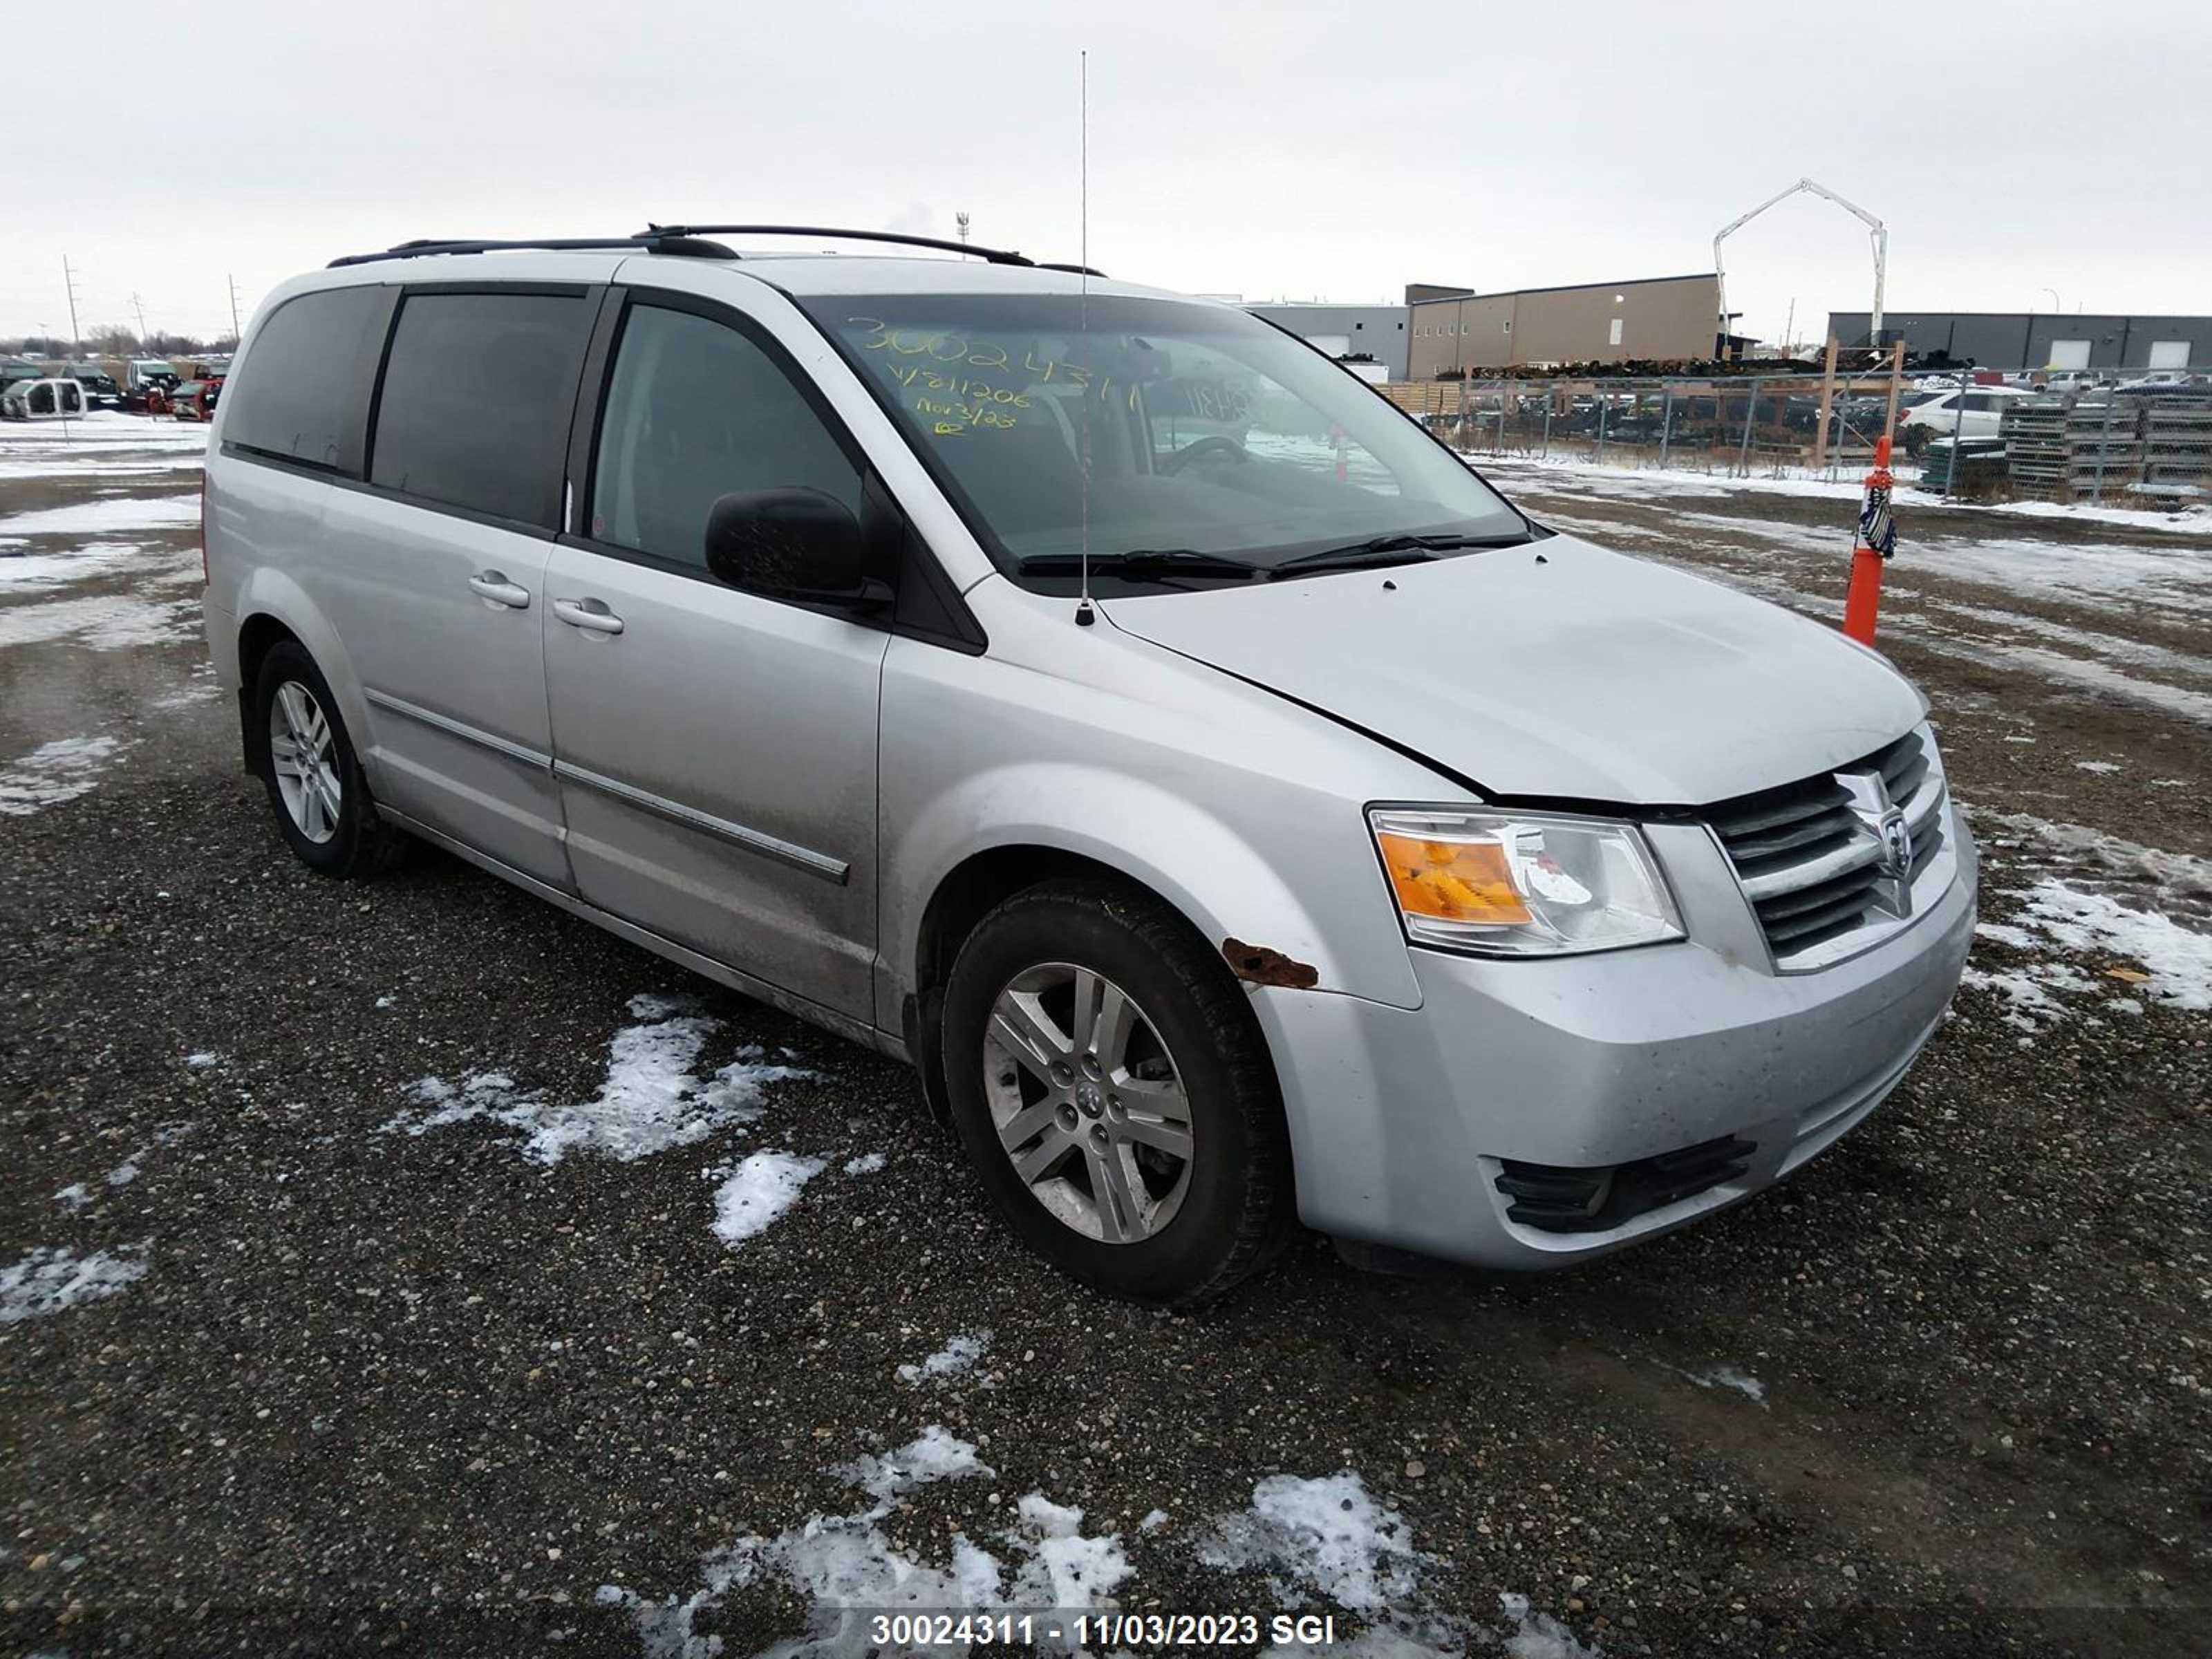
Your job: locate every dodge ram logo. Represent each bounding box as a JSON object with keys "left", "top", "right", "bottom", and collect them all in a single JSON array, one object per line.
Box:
[{"left": 1877, "top": 805, "right": 1913, "bottom": 878}]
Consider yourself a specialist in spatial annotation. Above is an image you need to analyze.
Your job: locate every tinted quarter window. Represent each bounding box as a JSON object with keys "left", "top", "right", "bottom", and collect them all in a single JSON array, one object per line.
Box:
[
  {"left": 223, "top": 285, "right": 389, "bottom": 474},
  {"left": 590, "top": 303, "right": 861, "bottom": 570},
  {"left": 371, "top": 290, "right": 592, "bottom": 528}
]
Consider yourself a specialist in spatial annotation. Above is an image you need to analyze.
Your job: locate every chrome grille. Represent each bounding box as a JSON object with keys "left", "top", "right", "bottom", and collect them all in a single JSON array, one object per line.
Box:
[{"left": 1707, "top": 727, "right": 1954, "bottom": 970}]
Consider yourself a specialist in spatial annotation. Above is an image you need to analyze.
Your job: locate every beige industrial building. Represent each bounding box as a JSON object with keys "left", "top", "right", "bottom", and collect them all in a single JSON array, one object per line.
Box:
[{"left": 1407, "top": 273, "right": 1723, "bottom": 375}]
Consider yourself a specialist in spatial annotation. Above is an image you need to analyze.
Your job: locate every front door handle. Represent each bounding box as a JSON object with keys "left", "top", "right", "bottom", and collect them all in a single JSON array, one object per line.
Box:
[
  {"left": 467, "top": 571, "right": 532, "bottom": 609},
  {"left": 552, "top": 597, "right": 625, "bottom": 635}
]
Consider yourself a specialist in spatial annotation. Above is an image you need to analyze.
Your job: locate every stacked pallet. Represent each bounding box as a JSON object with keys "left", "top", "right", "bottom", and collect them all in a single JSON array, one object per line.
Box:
[
  {"left": 2064, "top": 398, "right": 2145, "bottom": 496},
  {"left": 1918, "top": 436, "right": 2008, "bottom": 495},
  {"left": 2141, "top": 398, "right": 2212, "bottom": 496},
  {"left": 1379, "top": 382, "right": 1462, "bottom": 417},
  {"left": 1998, "top": 397, "right": 2072, "bottom": 497}
]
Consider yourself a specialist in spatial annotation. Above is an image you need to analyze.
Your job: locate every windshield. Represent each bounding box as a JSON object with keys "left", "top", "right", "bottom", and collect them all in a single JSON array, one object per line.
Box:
[{"left": 803, "top": 292, "right": 1526, "bottom": 587}]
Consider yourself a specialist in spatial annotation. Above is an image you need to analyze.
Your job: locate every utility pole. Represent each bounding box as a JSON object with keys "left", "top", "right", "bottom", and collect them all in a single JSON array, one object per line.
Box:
[
  {"left": 131, "top": 292, "right": 150, "bottom": 350},
  {"left": 62, "top": 256, "right": 84, "bottom": 357},
  {"left": 227, "top": 273, "right": 243, "bottom": 342},
  {"left": 955, "top": 212, "right": 970, "bottom": 254}
]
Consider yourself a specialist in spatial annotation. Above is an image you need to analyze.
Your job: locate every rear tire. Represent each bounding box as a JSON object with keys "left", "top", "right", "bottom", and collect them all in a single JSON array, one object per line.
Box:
[
  {"left": 252, "top": 640, "right": 405, "bottom": 878},
  {"left": 941, "top": 877, "right": 1295, "bottom": 1306}
]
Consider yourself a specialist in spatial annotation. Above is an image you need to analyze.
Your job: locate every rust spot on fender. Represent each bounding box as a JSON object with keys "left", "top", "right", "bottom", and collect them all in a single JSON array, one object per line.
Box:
[{"left": 1221, "top": 937, "right": 1320, "bottom": 990}]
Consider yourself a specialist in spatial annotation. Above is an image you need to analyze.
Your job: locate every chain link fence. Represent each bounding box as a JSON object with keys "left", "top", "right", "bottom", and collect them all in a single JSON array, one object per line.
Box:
[
  {"left": 1383, "top": 373, "right": 1904, "bottom": 481},
  {"left": 1380, "top": 363, "right": 2211, "bottom": 506}
]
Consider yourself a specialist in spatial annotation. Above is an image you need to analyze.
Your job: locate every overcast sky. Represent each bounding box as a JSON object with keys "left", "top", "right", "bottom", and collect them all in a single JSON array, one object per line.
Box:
[{"left": 7, "top": 0, "right": 2206, "bottom": 350}]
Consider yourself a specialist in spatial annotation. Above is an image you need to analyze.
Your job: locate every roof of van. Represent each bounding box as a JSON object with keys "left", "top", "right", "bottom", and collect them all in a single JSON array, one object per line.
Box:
[
  {"left": 290, "top": 247, "right": 1202, "bottom": 308},
  {"left": 724, "top": 253, "right": 1188, "bottom": 302}
]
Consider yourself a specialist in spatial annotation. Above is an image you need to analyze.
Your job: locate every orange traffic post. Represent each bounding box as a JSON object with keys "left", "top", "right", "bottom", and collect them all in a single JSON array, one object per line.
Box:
[{"left": 1843, "top": 433, "right": 1897, "bottom": 644}]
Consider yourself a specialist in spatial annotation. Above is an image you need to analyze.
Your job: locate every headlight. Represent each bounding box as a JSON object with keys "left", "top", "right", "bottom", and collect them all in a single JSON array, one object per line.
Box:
[{"left": 1369, "top": 807, "right": 1684, "bottom": 957}]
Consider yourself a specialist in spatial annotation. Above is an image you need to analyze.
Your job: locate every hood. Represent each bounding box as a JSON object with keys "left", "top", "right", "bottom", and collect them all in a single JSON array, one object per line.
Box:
[{"left": 1101, "top": 534, "right": 1924, "bottom": 806}]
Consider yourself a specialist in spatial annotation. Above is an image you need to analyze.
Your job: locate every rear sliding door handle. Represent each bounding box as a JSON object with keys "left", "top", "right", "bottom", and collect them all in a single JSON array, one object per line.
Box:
[
  {"left": 467, "top": 571, "right": 532, "bottom": 609},
  {"left": 552, "top": 597, "right": 625, "bottom": 635}
]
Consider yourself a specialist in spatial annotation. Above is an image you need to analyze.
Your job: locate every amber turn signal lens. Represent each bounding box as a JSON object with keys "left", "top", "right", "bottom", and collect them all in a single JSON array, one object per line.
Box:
[{"left": 1376, "top": 833, "right": 1533, "bottom": 926}]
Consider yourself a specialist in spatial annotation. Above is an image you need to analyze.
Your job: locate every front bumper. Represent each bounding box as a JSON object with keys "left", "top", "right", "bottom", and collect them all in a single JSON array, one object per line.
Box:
[{"left": 1258, "top": 814, "right": 1977, "bottom": 1268}]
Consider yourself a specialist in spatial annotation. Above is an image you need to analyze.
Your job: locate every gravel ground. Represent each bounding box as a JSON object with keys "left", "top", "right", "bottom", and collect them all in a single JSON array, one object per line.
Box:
[{"left": 3, "top": 422, "right": 2207, "bottom": 1658}]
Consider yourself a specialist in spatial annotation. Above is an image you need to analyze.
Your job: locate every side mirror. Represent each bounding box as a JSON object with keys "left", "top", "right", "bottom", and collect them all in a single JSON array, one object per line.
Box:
[{"left": 703, "top": 487, "right": 891, "bottom": 610}]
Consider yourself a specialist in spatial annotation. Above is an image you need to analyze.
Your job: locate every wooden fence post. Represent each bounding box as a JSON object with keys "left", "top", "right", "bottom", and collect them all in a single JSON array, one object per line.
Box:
[{"left": 1812, "top": 337, "right": 1840, "bottom": 470}]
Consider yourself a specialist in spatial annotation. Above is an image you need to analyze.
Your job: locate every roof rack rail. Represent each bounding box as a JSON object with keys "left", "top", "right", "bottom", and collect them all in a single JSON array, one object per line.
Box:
[
  {"left": 326, "top": 233, "right": 736, "bottom": 269},
  {"left": 639, "top": 223, "right": 1038, "bottom": 268},
  {"left": 1035, "top": 261, "right": 1109, "bottom": 278}
]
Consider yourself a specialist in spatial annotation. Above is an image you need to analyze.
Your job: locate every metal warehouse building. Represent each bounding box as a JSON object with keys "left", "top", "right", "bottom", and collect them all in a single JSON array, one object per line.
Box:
[
  {"left": 1407, "top": 274, "right": 1723, "bottom": 376},
  {"left": 1826, "top": 311, "right": 2209, "bottom": 372},
  {"left": 1242, "top": 302, "right": 1409, "bottom": 379}
]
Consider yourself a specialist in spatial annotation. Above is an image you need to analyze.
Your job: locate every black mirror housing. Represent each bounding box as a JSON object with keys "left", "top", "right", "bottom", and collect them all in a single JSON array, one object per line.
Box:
[{"left": 703, "top": 487, "right": 890, "bottom": 609}]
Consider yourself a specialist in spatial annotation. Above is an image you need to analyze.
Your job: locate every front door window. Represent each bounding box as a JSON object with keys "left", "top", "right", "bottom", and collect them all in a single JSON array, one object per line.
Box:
[{"left": 590, "top": 303, "right": 861, "bottom": 569}]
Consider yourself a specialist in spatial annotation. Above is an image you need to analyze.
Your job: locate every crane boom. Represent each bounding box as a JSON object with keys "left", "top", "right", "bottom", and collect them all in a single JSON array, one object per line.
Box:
[{"left": 1713, "top": 177, "right": 1886, "bottom": 359}]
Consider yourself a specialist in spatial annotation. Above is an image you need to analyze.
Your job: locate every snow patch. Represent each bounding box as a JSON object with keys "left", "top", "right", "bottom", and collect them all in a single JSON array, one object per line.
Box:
[
  {"left": 898, "top": 1331, "right": 990, "bottom": 1387},
  {"left": 1497, "top": 1593, "right": 1601, "bottom": 1658},
  {"left": 842, "top": 1151, "right": 886, "bottom": 1176},
  {"left": 0, "top": 588, "right": 203, "bottom": 650},
  {"left": 1199, "top": 1472, "right": 1423, "bottom": 1613},
  {"left": 1972, "top": 812, "right": 2212, "bottom": 919},
  {"left": 1, "top": 1247, "right": 147, "bottom": 1322},
  {"left": 1962, "top": 814, "right": 2212, "bottom": 1024},
  {"left": 0, "top": 735, "right": 131, "bottom": 816},
  {"left": 1674, "top": 1362, "right": 1769, "bottom": 1406},
  {"left": 382, "top": 994, "right": 814, "bottom": 1163},
  {"left": 712, "top": 1151, "right": 827, "bottom": 1246},
  {"left": 604, "top": 1454, "right": 1130, "bottom": 1656},
  {"left": 0, "top": 456, "right": 204, "bottom": 482},
  {"left": 1963, "top": 957, "right": 2103, "bottom": 1029},
  {"left": 0, "top": 412, "right": 210, "bottom": 456},
  {"left": 2011, "top": 881, "right": 2212, "bottom": 1012},
  {"left": 0, "top": 492, "right": 200, "bottom": 536},
  {"left": 1483, "top": 450, "right": 2211, "bottom": 536},
  {"left": 53, "top": 1183, "right": 91, "bottom": 1212},
  {"left": 1012, "top": 1492, "right": 1134, "bottom": 1608},
  {"left": 0, "top": 541, "right": 153, "bottom": 590},
  {"left": 837, "top": 1426, "right": 993, "bottom": 1501}
]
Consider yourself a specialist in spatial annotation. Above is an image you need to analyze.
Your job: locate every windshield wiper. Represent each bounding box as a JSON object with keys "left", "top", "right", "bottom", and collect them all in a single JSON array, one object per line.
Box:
[
  {"left": 1013, "top": 549, "right": 1262, "bottom": 581},
  {"left": 1264, "top": 530, "right": 1535, "bottom": 581}
]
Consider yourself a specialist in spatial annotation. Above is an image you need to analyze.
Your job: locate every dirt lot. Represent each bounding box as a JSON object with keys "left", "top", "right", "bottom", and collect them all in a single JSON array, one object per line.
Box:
[{"left": 3, "top": 422, "right": 2208, "bottom": 1658}]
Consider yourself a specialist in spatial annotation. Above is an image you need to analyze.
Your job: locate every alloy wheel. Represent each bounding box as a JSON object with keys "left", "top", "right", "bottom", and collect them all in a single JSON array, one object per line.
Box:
[
  {"left": 981, "top": 962, "right": 1196, "bottom": 1243},
  {"left": 268, "top": 680, "right": 342, "bottom": 844}
]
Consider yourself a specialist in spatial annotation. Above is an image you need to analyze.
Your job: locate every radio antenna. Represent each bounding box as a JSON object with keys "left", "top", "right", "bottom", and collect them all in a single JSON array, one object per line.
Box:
[{"left": 1074, "top": 48, "right": 1095, "bottom": 627}]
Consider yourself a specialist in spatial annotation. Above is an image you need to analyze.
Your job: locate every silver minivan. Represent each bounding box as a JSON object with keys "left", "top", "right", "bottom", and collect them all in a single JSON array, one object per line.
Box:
[{"left": 202, "top": 227, "right": 1976, "bottom": 1304}]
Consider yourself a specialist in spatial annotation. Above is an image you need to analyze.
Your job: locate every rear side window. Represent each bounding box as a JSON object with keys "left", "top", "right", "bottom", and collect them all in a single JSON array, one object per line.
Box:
[
  {"left": 588, "top": 302, "right": 861, "bottom": 570},
  {"left": 223, "top": 285, "right": 389, "bottom": 474},
  {"left": 370, "top": 290, "right": 592, "bottom": 529}
]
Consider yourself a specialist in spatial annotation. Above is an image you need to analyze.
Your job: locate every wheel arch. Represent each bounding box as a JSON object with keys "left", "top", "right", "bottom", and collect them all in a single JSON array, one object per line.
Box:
[
  {"left": 228, "top": 571, "right": 376, "bottom": 782},
  {"left": 236, "top": 610, "right": 301, "bottom": 695},
  {"left": 903, "top": 843, "right": 1181, "bottom": 1127},
  {"left": 892, "top": 780, "right": 1362, "bottom": 1130}
]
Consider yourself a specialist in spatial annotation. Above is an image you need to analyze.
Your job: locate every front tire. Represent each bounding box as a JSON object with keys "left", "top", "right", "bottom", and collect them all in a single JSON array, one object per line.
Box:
[
  {"left": 941, "top": 878, "right": 1295, "bottom": 1306},
  {"left": 252, "top": 640, "right": 404, "bottom": 878}
]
